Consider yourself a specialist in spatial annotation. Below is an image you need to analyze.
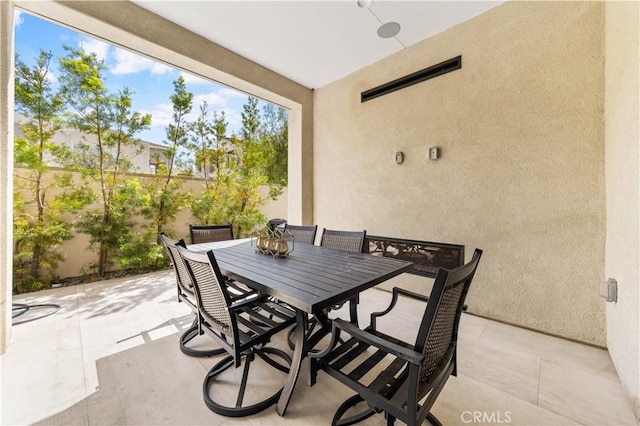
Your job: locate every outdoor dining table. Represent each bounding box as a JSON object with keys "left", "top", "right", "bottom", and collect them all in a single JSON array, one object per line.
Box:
[{"left": 189, "top": 238, "right": 413, "bottom": 416}]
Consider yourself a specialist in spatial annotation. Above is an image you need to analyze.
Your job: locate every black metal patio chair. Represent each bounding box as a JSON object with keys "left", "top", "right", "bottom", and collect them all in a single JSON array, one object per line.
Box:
[
  {"left": 176, "top": 245, "right": 297, "bottom": 417},
  {"left": 320, "top": 228, "right": 367, "bottom": 325},
  {"left": 160, "top": 232, "right": 255, "bottom": 357},
  {"left": 284, "top": 224, "right": 318, "bottom": 245},
  {"left": 320, "top": 228, "right": 367, "bottom": 253},
  {"left": 316, "top": 249, "right": 483, "bottom": 426},
  {"left": 190, "top": 223, "right": 234, "bottom": 244}
]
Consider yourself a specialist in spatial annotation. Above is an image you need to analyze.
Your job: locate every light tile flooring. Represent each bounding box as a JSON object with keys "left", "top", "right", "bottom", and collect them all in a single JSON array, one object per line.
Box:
[{"left": 1, "top": 270, "right": 637, "bottom": 425}]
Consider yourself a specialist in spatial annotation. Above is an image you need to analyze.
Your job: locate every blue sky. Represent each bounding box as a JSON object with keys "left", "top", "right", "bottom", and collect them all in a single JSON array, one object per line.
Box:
[{"left": 14, "top": 10, "right": 262, "bottom": 145}]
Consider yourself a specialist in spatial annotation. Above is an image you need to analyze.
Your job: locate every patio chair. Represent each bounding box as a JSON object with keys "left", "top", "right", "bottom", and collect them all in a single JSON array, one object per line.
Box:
[
  {"left": 190, "top": 223, "right": 234, "bottom": 244},
  {"left": 176, "top": 245, "right": 297, "bottom": 417},
  {"left": 284, "top": 224, "right": 318, "bottom": 245},
  {"left": 316, "top": 249, "right": 483, "bottom": 426},
  {"left": 160, "top": 232, "right": 255, "bottom": 357},
  {"left": 287, "top": 228, "right": 367, "bottom": 350},
  {"left": 320, "top": 228, "right": 367, "bottom": 253},
  {"left": 321, "top": 228, "right": 367, "bottom": 324}
]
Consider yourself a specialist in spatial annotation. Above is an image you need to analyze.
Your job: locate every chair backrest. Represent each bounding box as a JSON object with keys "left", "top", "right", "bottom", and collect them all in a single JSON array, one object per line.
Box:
[
  {"left": 284, "top": 224, "right": 318, "bottom": 245},
  {"left": 160, "top": 232, "right": 193, "bottom": 297},
  {"left": 415, "top": 249, "right": 482, "bottom": 394},
  {"left": 176, "top": 246, "right": 235, "bottom": 338},
  {"left": 319, "top": 228, "right": 367, "bottom": 253},
  {"left": 190, "top": 224, "right": 234, "bottom": 244}
]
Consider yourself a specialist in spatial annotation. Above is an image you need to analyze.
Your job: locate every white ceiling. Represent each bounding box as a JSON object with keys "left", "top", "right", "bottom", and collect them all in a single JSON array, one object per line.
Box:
[{"left": 133, "top": 1, "right": 503, "bottom": 89}]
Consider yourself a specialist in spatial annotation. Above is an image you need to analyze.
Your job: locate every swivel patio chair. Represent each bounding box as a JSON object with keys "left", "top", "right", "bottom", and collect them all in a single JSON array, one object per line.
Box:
[
  {"left": 316, "top": 249, "right": 482, "bottom": 426},
  {"left": 176, "top": 245, "right": 297, "bottom": 417},
  {"left": 284, "top": 224, "right": 318, "bottom": 245},
  {"left": 161, "top": 232, "right": 255, "bottom": 357},
  {"left": 190, "top": 223, "right": 234, "bottom": 244}
]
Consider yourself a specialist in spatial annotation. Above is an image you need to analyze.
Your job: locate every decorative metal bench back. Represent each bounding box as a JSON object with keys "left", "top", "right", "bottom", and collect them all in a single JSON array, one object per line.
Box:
[{"left": 364, "top": 235, "right": 465, "bottom": 278}]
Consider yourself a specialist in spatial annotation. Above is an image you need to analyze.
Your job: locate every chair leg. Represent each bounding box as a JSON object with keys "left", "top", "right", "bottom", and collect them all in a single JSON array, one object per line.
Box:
[
  {"left": 180, "top": 317, "right": 225, "bottom": 357},
  {"left": 386, "top": 413, "right": 396, "bottom": 426},
  {"left": 426, "top": 413, "right": 443, "bottom": 426},
  {"left": 332, "top": 394, "right": 378, "bottom": 426},
  {"left": 202, "top": 347, "right": 292, "bottom": 417}
]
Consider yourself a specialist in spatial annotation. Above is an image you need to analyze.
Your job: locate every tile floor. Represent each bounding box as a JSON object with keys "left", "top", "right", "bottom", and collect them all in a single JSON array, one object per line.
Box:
[{"left": 1, "top": 270, "right": 637, "bottom": 425}]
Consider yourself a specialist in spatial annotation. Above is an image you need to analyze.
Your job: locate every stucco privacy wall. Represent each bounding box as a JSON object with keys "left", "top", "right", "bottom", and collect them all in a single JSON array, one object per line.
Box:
[
  {"left": 314, "top": 1, "right": 606, "bottom": 345},
  {"left": 48, "top": 178, "right": 287, "bottom": 279},
  {"left": 0, "top": 1, "right": 15, "bottom": 354},
  {"left": 605, "top": 0, "right": 640, "bottom": 418}
]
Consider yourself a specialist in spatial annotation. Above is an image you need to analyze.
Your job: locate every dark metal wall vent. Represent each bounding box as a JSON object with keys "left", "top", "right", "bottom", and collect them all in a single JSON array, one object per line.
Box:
[{"left": 361, "top": 55, "right": 461, "bottom": 103}]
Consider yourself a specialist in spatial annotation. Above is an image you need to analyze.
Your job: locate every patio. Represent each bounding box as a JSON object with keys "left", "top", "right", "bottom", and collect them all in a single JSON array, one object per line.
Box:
[{"left": 1, "top": 270, "right": 636, "bottom": 425}]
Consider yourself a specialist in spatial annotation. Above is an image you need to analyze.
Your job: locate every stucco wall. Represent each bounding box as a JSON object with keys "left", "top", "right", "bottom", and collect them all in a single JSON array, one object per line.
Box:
[
  {"left": 313, "top": 1, "right": 606, "bottom": 345},
  {"left": 28, "top": 172, "right": 288, "bottom": 279},
  {"left": 0, "top": 0, "right": 15, "bottom": 353},
  {"left": 604, "top": 0, "right": 640, "bottom": 418}
]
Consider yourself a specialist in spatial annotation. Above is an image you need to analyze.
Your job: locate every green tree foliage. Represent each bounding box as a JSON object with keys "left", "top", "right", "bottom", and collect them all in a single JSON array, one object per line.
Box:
[
  {"left": 13, "top": 47, "right": 290, "bottom": 291},
  {"left": 260, "top": 103, "right": 288, "bottom": 185},
  {"left": 13, "top": 50, "right": 81, "bottom": 293},
  {"left": 57, "top": 46, "right": 155, "bottom": 277},
  {"left": 145, "top": 76, "right": 192, "bottom": 242},
  {"left": 190, "top": 96, "right": 283, "bottom": 236}
]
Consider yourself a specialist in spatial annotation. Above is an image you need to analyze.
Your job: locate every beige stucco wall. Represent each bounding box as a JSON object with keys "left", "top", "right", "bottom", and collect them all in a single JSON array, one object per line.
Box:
[
  {"left": 0, "top": 0, "right": 15, "bottom": 354},
  {"left": 314, "top": 1, "right": 606, "bottom": 345},
  {"left": 21, "top": 170, "right": 288, "bottom": 279},
  {"left": 604, "top": 0, "right": 640, "bottom": 418}
]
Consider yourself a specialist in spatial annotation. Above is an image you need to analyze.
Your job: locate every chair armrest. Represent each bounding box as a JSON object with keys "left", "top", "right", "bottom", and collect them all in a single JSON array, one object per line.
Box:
[
  {"left": 370, "top": 287, "right": 430, "bottom": 329},
  {"left": 228, "top": 293, "right": 269, "bottom": 311},
  {"left": 332, "top": 318, "right": 424, "bottom": 365},
  {"left": 371, "top": 287, "right": 466, "bottom": 330}
]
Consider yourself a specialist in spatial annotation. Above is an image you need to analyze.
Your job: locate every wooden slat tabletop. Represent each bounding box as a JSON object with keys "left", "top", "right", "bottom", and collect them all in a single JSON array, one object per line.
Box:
[{"left": 189, "top": 239, "right": 413, "bottom": 314}]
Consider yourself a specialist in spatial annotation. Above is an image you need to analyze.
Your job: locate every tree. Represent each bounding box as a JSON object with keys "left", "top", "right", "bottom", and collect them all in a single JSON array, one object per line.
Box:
[
  {"left": 188, "top": 98, "right": 268, "bottom": 236},
  {"left": 13, "top": 50, "right": 77, "bottom": 292},
  {"left": 58, "top": 46, "right": 152, "bottom": 277},
  {"left": 236, "top": 96, "right": 266, "bottom": 176},
  {"left": 145, "top": 76, "right": 192, "bottom": 243},
  {"left": 260, "top": 103, "right": 288, "bottom": 185}
]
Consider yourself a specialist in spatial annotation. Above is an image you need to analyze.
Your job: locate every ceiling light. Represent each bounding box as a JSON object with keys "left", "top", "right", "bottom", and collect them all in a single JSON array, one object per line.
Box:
[
  {"left": 377, "top": 22, "right": 401, "bottom": 39},
  {"left": 357, "top": 0, "right": 373, "bottom": 9}
]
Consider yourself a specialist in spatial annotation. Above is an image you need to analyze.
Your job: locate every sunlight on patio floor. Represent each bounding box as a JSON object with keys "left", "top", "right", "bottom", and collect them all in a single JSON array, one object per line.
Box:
[{"left": 1, "top": 270, "right": 637, "bottom": 425}]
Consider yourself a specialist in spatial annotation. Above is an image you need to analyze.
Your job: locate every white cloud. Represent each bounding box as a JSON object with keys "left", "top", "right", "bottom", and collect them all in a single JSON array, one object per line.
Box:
[
  {"left": 193, "top": 92, "right": 227, "bottom": 109},
  {"left": 218, "top": 87, "right": 246, "bottom": 99},
  {"left": 221, "top": 108, "right": 242, "bottom": 130},
  {"left": 150, "top": 61, "right": 172, "bottom": 75},
  {"left": 142, "top": 102, "right": 174, "bottom": 130},
  {"left": 179, "top": 71, "right": 210, "bottom": 85},
  {"left": 110, "top": 47, "right": 172, "bottom": 75},
  {"left": 78, "top": 36, "right": 110, "bottom": 62},
  {"left": 144, "top": 88, "right": 243, "bottom": 136},
  {"left": 44, "top": 70, "right": 58, "bottom": 84},
  {"left": 14, "top": 10, "right": 24, "bottom": 28}
]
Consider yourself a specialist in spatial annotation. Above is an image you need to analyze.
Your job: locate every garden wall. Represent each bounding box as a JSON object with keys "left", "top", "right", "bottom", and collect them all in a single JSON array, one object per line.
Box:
[{"left": 14, "top": 167, "right": 287, "bottom": 280}]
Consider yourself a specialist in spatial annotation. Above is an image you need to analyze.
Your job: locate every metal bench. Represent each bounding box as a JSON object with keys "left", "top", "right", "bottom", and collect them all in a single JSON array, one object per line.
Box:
[{"left": 364, "top": 235, "right": 465, "bottom": 277}]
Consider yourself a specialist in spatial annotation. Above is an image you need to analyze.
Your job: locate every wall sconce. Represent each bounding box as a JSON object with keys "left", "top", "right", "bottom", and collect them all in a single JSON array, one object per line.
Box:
[{"left": 395, "top": 151, "right": 404, "bottom": 164}]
